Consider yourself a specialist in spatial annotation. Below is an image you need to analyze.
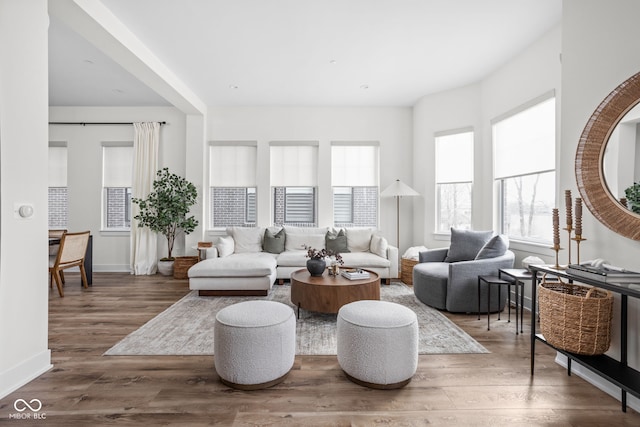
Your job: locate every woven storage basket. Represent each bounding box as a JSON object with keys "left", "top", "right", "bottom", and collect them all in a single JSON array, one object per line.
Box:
[
  {"left": 401, "top": 258, "right": 418, "bottom": 286},
  {"left": 538, "top": 276, "right": 613, "bottom": 355},
  {"left": 173, "top": 256, "right": 199, "bottom": 279}
]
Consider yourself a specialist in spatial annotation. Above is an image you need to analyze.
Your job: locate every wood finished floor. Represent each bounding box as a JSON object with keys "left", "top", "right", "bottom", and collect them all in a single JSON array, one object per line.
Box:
[{"left": 1, "top": 273, "right": 639, "bottom": 426}]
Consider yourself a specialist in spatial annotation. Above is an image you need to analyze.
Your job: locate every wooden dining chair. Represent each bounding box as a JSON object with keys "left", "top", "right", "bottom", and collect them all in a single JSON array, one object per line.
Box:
[
  {"left": 49, "top": 229, "right": 67, "bottom": 287},
  {"left": 48, "top": 228, "right": 66, "bottom": 255},
  {"left": 49, "top": 231, "right": 90, "bottom": 297}
]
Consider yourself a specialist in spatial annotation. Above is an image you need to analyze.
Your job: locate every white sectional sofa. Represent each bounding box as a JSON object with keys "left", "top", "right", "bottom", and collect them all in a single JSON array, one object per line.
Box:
[{"left": 188, "top": 226, "right": 399, "bottom": 296}]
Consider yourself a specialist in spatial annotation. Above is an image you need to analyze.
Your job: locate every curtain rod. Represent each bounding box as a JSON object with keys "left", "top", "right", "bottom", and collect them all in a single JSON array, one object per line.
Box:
[{"left": 48, "top": 121, "right": 167, "bottom": 126}]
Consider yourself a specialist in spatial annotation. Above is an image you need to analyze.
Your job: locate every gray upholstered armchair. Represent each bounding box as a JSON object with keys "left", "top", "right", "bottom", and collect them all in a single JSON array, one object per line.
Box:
[{"left": 413, "top": 229, "right": 515, "bottom": 313}]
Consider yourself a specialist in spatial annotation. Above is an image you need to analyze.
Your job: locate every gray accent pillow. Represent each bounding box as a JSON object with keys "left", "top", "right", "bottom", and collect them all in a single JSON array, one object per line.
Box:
[
  {"left": 475, "top": 234, "right": 509, "bottom": 260},
  {"left": 444, "top": 228, "right": 493, "bottom": 262},
  {"left": 263, "top": 228, "right": 285, "bottom": 254},
  {"left": 326, "top": 229, "right": 350, "bottom": 254}
]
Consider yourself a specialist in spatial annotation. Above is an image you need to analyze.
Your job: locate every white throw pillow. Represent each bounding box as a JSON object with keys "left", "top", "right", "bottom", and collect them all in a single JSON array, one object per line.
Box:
[
  {"left": 285, "top": 233, "right": 325, "bottom": 252},
  {"left": 227, "top": 226, "right": 264, "bottom": 253},
  {"left": 217, "top": 236, "right": 235, "bottom": 257},
  {"left": 283, "top": 226, "right": 328, "bottom": 251},
  {"left": 284, "top": 226, "right": 328, "bottom": 235},
  {"left": 369, "top": 234, "right": 388, "bottom": 258},
  {"left": 346, "top": 228, "right": 374, "bottom": 252}
]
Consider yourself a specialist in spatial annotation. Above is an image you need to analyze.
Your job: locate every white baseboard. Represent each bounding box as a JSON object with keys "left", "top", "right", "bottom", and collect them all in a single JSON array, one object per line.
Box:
[
  {"left": 0, "top": 350, "right": 52, "bottom": 400},
  {"left": 93, "top": 264, "right": 131, "bottom": 273},
  {"left": 62, "top": 265, "right": 131, "bottom": 273},
  {"left": 554, "top": 353, "right": 640, "bottom": 412}
]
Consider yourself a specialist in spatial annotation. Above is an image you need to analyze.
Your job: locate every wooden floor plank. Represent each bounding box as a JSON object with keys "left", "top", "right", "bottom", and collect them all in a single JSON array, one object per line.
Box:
[{"left": 0, "top": 272, "right": 639, "bottom": 426}]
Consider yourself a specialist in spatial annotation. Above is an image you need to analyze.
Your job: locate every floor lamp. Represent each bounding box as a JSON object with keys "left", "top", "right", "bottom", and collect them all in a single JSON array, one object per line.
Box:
[{"left": 380, "top": 179, "right": 420, "bottom": 251}]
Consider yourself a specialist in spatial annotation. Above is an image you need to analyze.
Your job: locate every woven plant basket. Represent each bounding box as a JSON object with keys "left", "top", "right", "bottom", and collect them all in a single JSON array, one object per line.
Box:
[
  {"left": 538, "top": 275, "right": 613, "bottom": 355},
  {"left": 173, "top": 256, "right": 199, "bottom": 280},
  {"left": 401, "top": 258, "right": 418, "bottom": 286}
]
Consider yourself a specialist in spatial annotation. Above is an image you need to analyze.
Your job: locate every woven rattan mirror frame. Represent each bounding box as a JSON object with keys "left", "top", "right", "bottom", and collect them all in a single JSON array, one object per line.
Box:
[{"left": 576, "top": 71, "right": 640, "bottom": 240}]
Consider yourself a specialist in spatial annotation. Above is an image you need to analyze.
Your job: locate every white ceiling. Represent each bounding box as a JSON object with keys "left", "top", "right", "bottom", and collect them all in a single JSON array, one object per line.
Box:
[{"left": 48, "top": 0, "right": 562, "bottom": 108}]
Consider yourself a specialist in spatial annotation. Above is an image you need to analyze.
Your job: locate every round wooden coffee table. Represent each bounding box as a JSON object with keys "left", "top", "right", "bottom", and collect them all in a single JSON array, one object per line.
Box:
[{"left": 290, "top": 268, "right": 380, "bottom": 318}]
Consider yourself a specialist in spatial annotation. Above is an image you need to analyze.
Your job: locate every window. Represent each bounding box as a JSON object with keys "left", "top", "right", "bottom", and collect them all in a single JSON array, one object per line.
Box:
[
  {"left": 270, "top": 144, "right": 318, "bottom": 226},
  {"left": 209, "top": 144, "right": 257, "bottom": 228},
  {"left": 102, "top": 144, "right": 133, "bottom": 230},
  {"left": 435, "top": 131, "right": 473, "bottom": 232},
  {"left": 333, "top": 187, "right": 353, "bottom": 224},
  {"left": 48, "top": 144, "right": 68, "bottom": 229},
  {"left": 493, "top": 94, "right": 556, "bottom": 243},
  {"left": 331, "top": 144, "right": 379, "bottom": 227},
  {"left": 284, "top": 187, "right": 315, "bottom": 223}
]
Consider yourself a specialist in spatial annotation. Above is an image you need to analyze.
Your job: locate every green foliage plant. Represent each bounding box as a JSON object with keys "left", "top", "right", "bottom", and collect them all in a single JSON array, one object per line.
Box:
[
  {"left": 624, "top": 182, "right": 640, "bottom": 214},
  {"left": 132, "top": 168, "right": 199, "bottom": 260}
]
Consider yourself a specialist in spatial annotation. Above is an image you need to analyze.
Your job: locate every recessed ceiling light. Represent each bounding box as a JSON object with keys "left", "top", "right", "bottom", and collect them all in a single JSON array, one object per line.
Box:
[
  {"left": 360, "top": 85, "right": 369, "bottom": 90},
  {"left": 229, "top": 85, "right": 239, "bottom": 90},
  {"left": 329, "top": 59, "right": 337, "bottom": 64}
]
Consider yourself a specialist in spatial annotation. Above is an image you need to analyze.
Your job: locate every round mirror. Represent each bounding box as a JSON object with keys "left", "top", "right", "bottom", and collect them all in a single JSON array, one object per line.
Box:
[{"left": 576, "top": 70, "right": 640, "bottom": 240}]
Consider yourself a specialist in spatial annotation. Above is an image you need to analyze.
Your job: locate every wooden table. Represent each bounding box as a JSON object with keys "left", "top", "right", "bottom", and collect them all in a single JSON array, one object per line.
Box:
[{"left": 290, "top": 268, "right": 380, "bottom": 318}]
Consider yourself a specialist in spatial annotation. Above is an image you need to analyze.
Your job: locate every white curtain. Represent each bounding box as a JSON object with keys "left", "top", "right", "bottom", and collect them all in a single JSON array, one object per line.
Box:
[{"left": 130, "top": 122, "right": 160, "bottom": 275}]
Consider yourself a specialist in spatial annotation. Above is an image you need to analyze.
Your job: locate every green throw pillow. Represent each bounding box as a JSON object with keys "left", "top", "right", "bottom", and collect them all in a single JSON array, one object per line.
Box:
[
  {"left": 326, "top": 229, "right": 350, "bottom": 254},
  {"left": 263, "top": 228, "right": 285, "bottom": 254}
]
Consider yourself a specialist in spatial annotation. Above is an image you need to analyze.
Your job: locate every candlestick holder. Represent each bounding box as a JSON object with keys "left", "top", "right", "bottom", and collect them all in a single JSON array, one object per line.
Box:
[
  {"left": 551, "top": 244, "right": 564, "bottom": 270},
  {"left": 563, "top": 225, "right": 573, "bottom": 265},
  {"left": 571, "top": 235, "right": 587, "bottom": 264}
]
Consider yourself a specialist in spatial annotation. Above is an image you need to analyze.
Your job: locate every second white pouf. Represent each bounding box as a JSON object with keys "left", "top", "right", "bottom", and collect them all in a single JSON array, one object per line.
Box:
[
  {"left": 337, "top": 300, "right": 418, "bottom": 389},
  {"left": 214, "top": 300, "right": 296, "bottom": 390}
]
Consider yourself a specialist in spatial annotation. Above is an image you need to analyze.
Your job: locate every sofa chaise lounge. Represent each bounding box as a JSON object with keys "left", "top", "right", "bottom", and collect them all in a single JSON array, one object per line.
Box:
[{"left": 189, "top": 226, "right": 399, "bottom": 296}]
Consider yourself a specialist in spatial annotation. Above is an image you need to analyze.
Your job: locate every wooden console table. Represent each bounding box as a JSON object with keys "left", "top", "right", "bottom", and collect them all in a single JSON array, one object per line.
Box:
[{"left": 529, "top": 264, "right": 640, "bottom": 412}]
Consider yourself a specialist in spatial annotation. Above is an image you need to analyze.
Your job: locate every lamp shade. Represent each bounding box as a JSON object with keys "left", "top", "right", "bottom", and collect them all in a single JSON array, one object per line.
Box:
[{"left": 380, "top": 179, "right": 419, "bottom": 197}]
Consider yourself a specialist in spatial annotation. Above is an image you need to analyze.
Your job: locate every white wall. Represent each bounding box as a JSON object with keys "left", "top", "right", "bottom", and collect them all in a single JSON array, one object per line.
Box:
[
  {"left": 412, "top": 83, "right": 482, "bottom": 246},
  {"left": 560, "top": 0, "right": 640, "bottom": 409},
  {"left": 0, "top": 0, "right": 51, "bottom": 399},
  {"left": 49, "top": 107, "right": 189, "bottom": 271},
  {"left": 480, "top": 25, "right": 562, "bottom": 263},
  {"left": 413, "top": 25, "right": 562, "bottom": 259},
  {"left": 206, "top": 106, "right": 414, "bottom": 253}
]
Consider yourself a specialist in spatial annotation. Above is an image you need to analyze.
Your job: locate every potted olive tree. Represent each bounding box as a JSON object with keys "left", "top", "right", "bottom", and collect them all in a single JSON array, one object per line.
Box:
[{"left": 132, "top": 168, "right": 199, "bottom": 276}]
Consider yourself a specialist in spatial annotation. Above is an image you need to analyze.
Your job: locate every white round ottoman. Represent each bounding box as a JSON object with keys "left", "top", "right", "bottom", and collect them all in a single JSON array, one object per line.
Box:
[
  {"left": 337, "top": 300, "right": 418, "bottom": 389},
  {"left": 214, "top": 300, "right": 296, "bottom": 390}
]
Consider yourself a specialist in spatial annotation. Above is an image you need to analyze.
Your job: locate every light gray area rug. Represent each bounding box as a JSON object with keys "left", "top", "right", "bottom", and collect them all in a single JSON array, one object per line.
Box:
[{"left": 105, "top": 282, "right": 488, "bottom": 356}]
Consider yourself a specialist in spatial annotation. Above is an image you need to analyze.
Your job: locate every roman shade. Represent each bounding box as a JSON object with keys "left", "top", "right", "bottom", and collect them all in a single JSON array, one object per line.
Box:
[
  {"left": 48, "top": 144, "right": 67, "bottom": 187},
  {"left": 270, "top": 144, "right": 318, "bottom": 186},
  {"left": 102, "top": 144, "right": 133, "bottom": 187},
  {"left": 435, "top": 131, "right": 473, "bottom": 183},
  {"left": 210, "top": 144, "right": 257, "bottom": 187},
  {"left": 493, "top": 94, "right": 555, "bottom": 179},
  {"left": 331, "top": 144, "right": 378, "bottom": 186}
]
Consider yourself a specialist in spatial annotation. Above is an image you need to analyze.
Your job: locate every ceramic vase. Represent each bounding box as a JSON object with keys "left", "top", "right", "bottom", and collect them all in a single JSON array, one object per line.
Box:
[
  {"left": 306, "top": 258, "right": 326, "bottom": 277},
  {"left": 157, "top": 259, "right": 175, "bottom": 276}
]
